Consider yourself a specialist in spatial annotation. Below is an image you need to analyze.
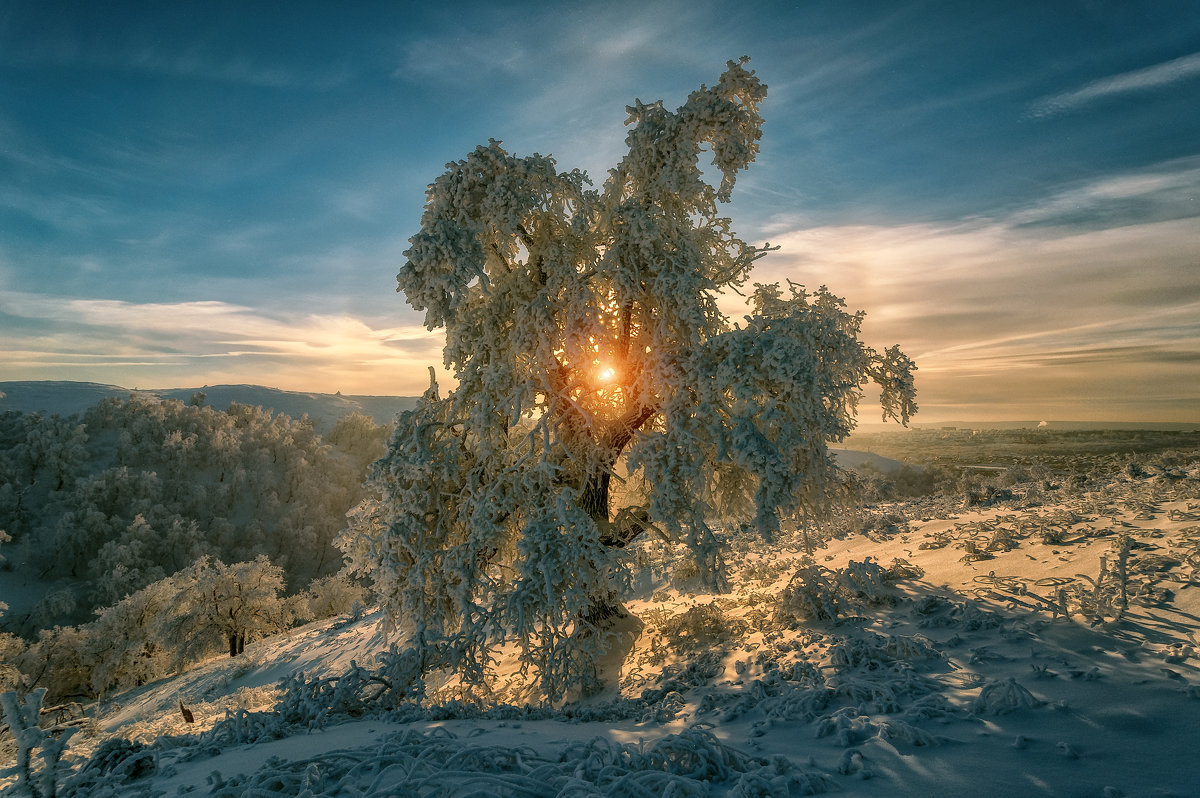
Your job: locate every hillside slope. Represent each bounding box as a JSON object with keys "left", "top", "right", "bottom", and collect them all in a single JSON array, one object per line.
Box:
[{"left": 7, "top": 461, "right": 1198, "bottom": 798}]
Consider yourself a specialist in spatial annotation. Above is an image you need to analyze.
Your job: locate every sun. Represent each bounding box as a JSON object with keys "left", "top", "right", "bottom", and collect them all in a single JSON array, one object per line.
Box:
[{"left": 596, "top": 365, "right": 616, "bottom": 383}]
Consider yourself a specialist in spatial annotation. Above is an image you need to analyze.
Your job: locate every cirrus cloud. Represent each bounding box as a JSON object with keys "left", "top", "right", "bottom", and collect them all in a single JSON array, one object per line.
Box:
[
  {"left": 0, "top": 293, "right": 447, "bottom": 395},
  {"left": 740, "top": 163, "right": 1200, "bottom": 422},
  {"left": 1030, "top": 51, "right": 1200, "bottom": 118}
]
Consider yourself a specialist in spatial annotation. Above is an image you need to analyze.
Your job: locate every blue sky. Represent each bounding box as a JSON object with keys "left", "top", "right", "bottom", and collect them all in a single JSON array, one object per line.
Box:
[{"left": 1, "top": 0, "right": 1198, "bottom": 422}]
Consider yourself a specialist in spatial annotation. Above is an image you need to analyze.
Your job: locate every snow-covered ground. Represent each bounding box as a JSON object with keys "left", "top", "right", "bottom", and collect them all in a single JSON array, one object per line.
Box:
[{"left": 9, "top": 468, "right": 1198, "bottom": 797}]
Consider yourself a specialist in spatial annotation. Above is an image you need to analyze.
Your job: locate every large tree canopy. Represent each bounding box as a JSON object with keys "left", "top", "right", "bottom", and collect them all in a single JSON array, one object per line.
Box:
[{"left": 341, "top": 58, "right": 916, "bottom": 703}]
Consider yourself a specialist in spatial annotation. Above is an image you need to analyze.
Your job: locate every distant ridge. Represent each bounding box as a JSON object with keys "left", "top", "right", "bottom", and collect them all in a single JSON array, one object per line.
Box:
[
  {"left": 4, "top": 383, "right": 1195, "bottom": 435},
  {"left": 910, "top": 420, "right": 1200, "bottom": 432},
  {"left": 0, "top": 381, "right": 418, "bottom": 433}
]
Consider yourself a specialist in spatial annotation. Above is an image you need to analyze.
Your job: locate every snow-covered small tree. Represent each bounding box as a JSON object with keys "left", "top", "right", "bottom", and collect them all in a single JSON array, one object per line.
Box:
[
  {"left": 0, "top": 554, "right": 27, "bottom": 692},
  {"left": 342, "top": 58, "right": 916, "bottom": 703},
  {"left": 85, "top": 574, "right": 181, "bottom": 695},
  {"left": 17, "top": 625, "right": 92, "bottom": 702},
  {"left": 168, "top": 555, "right": 291, "bottom": 661},
  {"left": 301, "top": 569, "right": 366, "bottom": 621},
  {"left": 327, "top": 411, "right": 392, "bottom": 463}
]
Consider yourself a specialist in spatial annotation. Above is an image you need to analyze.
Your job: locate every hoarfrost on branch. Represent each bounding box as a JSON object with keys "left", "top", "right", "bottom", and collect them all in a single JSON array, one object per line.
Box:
[{"left": 340, "top": 58, "right": 917, "bottom": 703}]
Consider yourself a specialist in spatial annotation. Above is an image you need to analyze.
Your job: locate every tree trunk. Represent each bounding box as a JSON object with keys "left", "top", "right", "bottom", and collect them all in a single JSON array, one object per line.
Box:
[
  {"left": 228, "top": 634, "right": 238, "bottom": 658},
  {"left": 581, "top": 589, "right": 630, "bottom": 629},
  {"left": 579, "top": 466, "right": 629, "bottom": 629},
  {"left": 579, "top": 469, "right": 611, "bottom": 530}
]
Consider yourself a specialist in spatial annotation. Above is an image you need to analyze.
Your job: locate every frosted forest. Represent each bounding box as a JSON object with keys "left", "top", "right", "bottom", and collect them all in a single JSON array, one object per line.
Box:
[{"left": 2, "top": 60, "right": 1200, "bottom": 798}]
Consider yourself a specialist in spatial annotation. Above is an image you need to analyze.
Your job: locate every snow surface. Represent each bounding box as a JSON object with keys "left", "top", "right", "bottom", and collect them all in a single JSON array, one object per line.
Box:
[{"left": 10, "top": 478, "right": 1198, "bottom": 798}]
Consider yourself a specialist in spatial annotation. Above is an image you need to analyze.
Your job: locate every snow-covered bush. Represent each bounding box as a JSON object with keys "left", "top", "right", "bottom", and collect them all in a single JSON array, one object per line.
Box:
[
  {"left": 972, "top": 677, "right": 1043, "bottom": 715},
  {"left": 658, "top": 601, "right": 747, "bottom": 654},
  {"left": 857, "top": 509, "right": 910, "bottom": 540},
  {"left": 58, "top": 737, "right": 157, "bottom": 797},
  {"left": 275, "top": 645, "right": 451, "bottom": 728},
  {"left": 301, "top": 570, "right": 367, "bottom": 621},
  {"left": 342, "top": 57, "right": 916, "bottom": 704},
  {"left": 166, "top": 723, "right": 831, "bottom": 797},
  {"left": 776, "top": 562, "right": 846, "bottom": 622},
  {"left": 1, "top": 688, "right": 78, "bottom": 798},
  {"left": 776, "top": 558, "right": 918, "bottom": 625}
]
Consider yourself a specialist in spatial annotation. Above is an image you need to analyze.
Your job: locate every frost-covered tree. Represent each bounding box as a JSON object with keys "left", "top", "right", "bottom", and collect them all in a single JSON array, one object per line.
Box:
[
  {"left": 327, "top": 411, "right": 393, "bottom": 462},
  {"left": 169, "top": 555, "right": 291, "bottom": 660},
  {"left": 301, "top": 569, "right": 367, "bottom": 621},
  {"left": 0, "top": 540, "right": 26, "bottom": 692},
  {"left": 17, "top": 625, "right": 92, "bottom": 701},
  {"left": 85, "top": 574, "right": 180, "bottom": 695},
  {"left": 342, "top": 58, "right": 916, "bottom": 702},
  {"left": 0, "top": 395, "right": 386, "bottom": 627},
  {"left": 1, "top": 688, "right": 78, "bottom": 798}
]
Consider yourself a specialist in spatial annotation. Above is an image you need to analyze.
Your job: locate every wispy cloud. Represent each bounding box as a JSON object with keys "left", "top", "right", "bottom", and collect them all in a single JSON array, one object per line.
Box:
[
  {"left": 394, "top": 0, "right": 724, "bottom": 177},
  {"left": 1006, "top": 157, "right": 1200, "bottom": 227},
  {"left": 745, "top": 162, "right": 1200, "bottom": 421},
  {"left": 2, "top": 23, "right": 350, "bottom": 92},
  {"left": 0, "top": 294, "right": 446, "bottom": 395},
  {"left": 1030, "top": 51, "right": 1200, "bottom": 117},
  {"left": 123, "top": 46, "right": 351, "bottom": 90}
]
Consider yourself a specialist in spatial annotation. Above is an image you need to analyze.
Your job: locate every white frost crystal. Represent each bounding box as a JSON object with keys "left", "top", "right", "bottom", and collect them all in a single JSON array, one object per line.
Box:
[{"left": 341, "top": 58, "right": 916, "bottom": 704}]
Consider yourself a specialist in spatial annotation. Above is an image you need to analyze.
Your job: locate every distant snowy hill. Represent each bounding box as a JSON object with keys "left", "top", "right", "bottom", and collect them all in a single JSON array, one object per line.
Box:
[
  {"left": 0, "top": 381, "right": 417, "bottom": 433},
  {"left": 913, "top": 419, "right": 1200, "bottom": 431},
  {"left": 829, "top": 448, "right": 910, "bottom": 474}
]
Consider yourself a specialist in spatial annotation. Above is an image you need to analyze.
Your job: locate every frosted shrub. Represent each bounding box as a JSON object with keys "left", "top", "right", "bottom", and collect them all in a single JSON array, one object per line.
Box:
[
  {"left": 828, "top": 632, "right": 941, "bottom": 669},
  {"left": 738, "top": 555, "right": 794, "bottom": 586},
  {"left": 777, "top": 562, "right": 845, "bottom": 622},
  {"left": 276, "top": 645, "right": 436, "bottom": 727},
  {"left": 182, "top": 724, "right": 828, "bottom": 798},
  {"left": 1043, "top": 532, "right": 1180, "bottom": 624},
  {"left": 641, "top": 727, "right": 762, "bottom": 781},
  {"left": 302, "top": 570, "right": 366, "bottom": 620},
  {"left": 838, "top": 558, "right": 899, "bottom": 605},
  {"left": 858, "top": 510, "right": 910, "bottom": 540},
  {"left": 972, "top": 677, "right": 1043, "bottom": 715},
  {"left": 731, "top": 760, "right": 837, "bottom": 797},
  {"left": 1, "top": 688, "right": 77, "bottom": 798},
  {"left": 59, "top": 738, "right": 156, "bottom": 797},
  {"left": 277, "top": 664, "right": 384, "bottom": 728},
  {"left": 659, "top": 602, "right": 746, "bottom": 653},
  {"left": 877, "top": 719, "right": 947, "bottom": 747},
  {"left": 776, "top": 558, "right": 914, "bottom": 624}
]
